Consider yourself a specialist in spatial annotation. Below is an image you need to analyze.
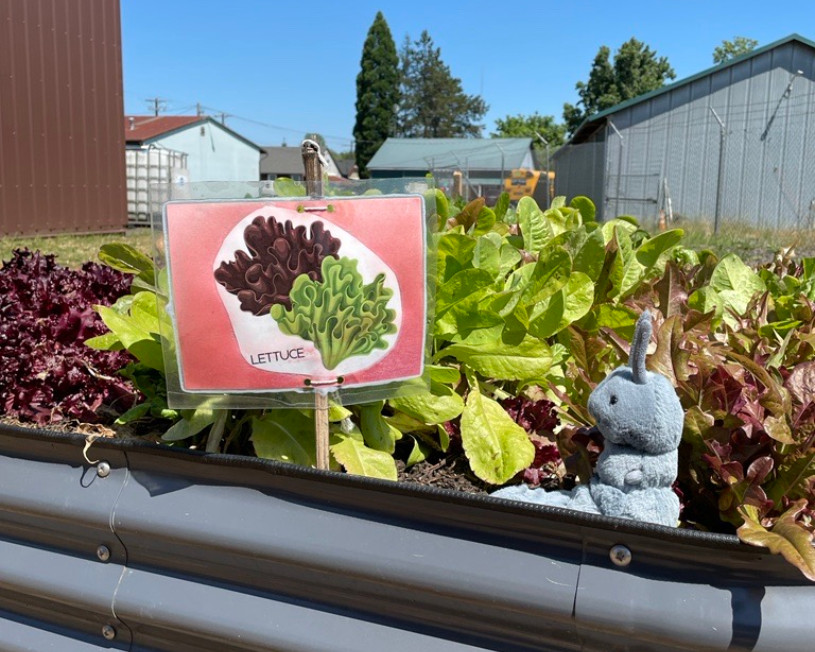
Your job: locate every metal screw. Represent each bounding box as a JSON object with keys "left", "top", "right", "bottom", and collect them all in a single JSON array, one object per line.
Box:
[
  {"left": 96, "top": 545, "right": 110, "bottom": 562},
  {"left": 101, "top": 624, "right": 116, "bottom": 640},
  {"left": 96, "top": 461, "right": 111, "bottom": 478},
  {"left": 609, "top": 544, "right": 632, "bottom": 567}
]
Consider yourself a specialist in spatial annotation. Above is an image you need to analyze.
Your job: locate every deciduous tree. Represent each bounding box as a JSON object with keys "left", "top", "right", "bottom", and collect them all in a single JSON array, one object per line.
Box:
[
  {"left": 492, "top": 113, "right": 565, "bottom": 145},
  {"left": 713, "top": 37, "right": 758, "bottom": 64},
  {"left": 492, "top": 113, "right": 565, "bottom": 167},
  {"left": 353, "top": 12, "right": 400, "bottom": 178},
  {"left": 563, "top": 38, "right": 675, "bottom": 136}
]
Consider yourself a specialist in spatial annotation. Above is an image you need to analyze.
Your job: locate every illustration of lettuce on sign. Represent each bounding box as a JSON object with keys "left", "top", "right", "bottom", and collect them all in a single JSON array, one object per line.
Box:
[
  {"left": 214, "top": 211, "right": 399, "bottom": 374},
  {"left": 162, "top": 197, "right": 425, "bottom": 393},
  {"left": 270, "top": 257, "right": 397, "bottom": 370}
]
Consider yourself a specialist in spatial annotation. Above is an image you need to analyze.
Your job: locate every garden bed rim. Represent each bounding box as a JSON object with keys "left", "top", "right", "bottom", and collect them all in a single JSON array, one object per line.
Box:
[{"left": 0, "top": 421, "right": 748, "bottom": 552}]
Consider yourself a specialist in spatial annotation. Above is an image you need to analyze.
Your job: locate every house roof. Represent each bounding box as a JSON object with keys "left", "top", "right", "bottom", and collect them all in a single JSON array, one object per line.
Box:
[
  {"left": 568, "top": 33, "right": 815, "bottom": 143},
  {"left": 334, "top": 158, "right": 357, "bottom": 178},
  {"left": 124, "top": 116, "right": 202, "bottom": 142},
  {"left": 124, "top": 115, "right": 261, "bottom": 150},
  {"left": 259, "top": 146, "right": 342, "bottom": 178},
  {"left": 367, "top": 138, "right": 534, "bottom": 172},
  {"left": 259, "top": 146, "right": 308, "bottom": 176}
]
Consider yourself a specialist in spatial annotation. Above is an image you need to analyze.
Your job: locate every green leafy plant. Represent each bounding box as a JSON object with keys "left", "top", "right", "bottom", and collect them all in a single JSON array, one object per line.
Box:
[
  {"left": 271, "top": 256, "right": 397, "bottom": 370},
  {"left": 82, "top": 193, "right": 815, "bottom": 581},
  {"left": 85, "top": 244, "right": 176, "bottom": 426},
  {"left": 382, "top": 193, "right": 688, "bottom": 487}
]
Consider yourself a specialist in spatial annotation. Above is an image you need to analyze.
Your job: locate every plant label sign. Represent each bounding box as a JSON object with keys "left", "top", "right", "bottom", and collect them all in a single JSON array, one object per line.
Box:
[{"left": 163, "top": 196, "right": 426, "bottom": 394}]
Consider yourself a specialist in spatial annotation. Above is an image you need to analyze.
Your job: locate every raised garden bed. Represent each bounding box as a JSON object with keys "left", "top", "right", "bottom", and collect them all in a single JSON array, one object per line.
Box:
[{"left": 0, "top": 422, "right": 812, "bottom": 652}]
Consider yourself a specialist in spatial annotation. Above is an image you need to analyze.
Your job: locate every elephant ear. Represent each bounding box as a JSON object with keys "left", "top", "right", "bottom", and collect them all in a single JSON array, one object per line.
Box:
[{"left": 630, "top": 310, "right": 652, "bottom": 385}]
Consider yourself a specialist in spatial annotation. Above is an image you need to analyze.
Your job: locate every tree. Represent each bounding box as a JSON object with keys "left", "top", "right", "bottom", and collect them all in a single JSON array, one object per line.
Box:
[
  {"left": 563, "top": 38, "right": 675, "bottom": 135},
  {"left": 492, "top": 113, "right": 566, "bottom": 168},
  {"left": 353, "top": 12, "right": 400, "bottom": 178},
  {"left": 492, "top": 112, "right": 566, "bottom": 146},
  {"left": 713, "top": 37, "right": 758, "bottom": 64},
  {"left": 396, "top": 31, "right": 488, "bottom": 138}
]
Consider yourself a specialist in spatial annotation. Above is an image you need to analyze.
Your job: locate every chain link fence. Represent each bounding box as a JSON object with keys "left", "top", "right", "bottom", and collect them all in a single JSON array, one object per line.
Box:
[
  {"left": 553, "top": 81, "right": 815, "bottom": 261},
  {"left": 429, "top": 164, "right": 553, "bottom": 208}
]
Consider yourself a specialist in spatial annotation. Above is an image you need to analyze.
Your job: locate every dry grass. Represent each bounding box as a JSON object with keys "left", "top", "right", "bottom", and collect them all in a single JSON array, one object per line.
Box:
[
  {"left": 2, "top": 220, "right": 811, "bottom": 271},
  {"left": 669, "top": 220, "right": 814, "bottom": 267},
  {"left": 0, "top": 228, "right": 154, "bottom": 269}
]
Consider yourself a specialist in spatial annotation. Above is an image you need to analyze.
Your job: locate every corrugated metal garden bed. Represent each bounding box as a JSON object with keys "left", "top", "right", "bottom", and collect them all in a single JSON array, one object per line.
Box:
[{"left": 0, "top": 423, "right": 811, "bottom": 652}]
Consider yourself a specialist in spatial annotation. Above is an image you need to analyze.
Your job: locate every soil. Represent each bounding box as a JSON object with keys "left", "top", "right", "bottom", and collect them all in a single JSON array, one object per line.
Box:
[
  {"left": 0, "top": 414, "right": 119, "bottom": 437},
  {"left": 0, "top": 411, "right": 168, "bottom": 441},
  {"left": 397, "top": 455, "right": 490, "bottom": 494},
  {"left": 738, "top": 244, "right": 815, "bottom": 269}
]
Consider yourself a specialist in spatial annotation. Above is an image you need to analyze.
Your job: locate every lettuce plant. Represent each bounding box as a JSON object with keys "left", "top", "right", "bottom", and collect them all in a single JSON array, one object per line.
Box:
[
  {"left": 271, "top": 256, "right": 397, "bottom": 370},
  {"left": 0, "top": 249, "right": 136, "bottom": 424}
]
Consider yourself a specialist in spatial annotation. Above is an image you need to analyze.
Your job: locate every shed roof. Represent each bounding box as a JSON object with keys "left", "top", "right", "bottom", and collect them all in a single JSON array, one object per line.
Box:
[
  {"left": 124, "top": 115, "right": 261, "bottom": 150},
  {"left": 367, "top": 138, "right": 534, "bottom": 172},
  {"left": 569, "top": 33, "right": 815, "bottom": 143}
]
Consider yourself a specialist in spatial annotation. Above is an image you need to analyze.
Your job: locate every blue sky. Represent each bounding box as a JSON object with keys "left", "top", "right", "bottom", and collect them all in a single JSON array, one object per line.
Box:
[{"left": 121, "top": 1, "right": 815, "bottom": 151}]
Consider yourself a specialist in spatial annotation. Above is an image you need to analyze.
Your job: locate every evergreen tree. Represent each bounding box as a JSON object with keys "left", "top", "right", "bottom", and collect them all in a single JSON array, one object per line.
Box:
[
  {"left": 396, "top": 31, "right": 488, "bottom": 138},
  {"left": 563, "top": 38, "right": 675, "bottom": 136},
  {"left": 353, "top": 12, "right": 400, "bottom": 178},
  {"left": 713, "top": 37, "right": 758, "bottom": 64}
]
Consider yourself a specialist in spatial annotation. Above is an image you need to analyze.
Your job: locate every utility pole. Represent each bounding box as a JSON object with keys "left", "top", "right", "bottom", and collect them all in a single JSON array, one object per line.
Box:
[
  {"left": 145, "top": 97, "right": 166, "bottom": 116},
  {"left": 196, "top": 102, "right": 204, "bottom": 116},
  {"left": 216, "top": 112, "right": 230, "bottom": 125}
]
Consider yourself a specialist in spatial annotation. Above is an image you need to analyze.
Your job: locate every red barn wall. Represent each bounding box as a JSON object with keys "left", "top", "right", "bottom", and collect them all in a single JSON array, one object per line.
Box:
[{"left": 0, "top": 0, "right": 126, "bottom": 236}]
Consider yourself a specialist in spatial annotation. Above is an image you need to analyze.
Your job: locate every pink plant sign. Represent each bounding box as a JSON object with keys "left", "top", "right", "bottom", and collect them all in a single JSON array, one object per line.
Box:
[{"left": 163, "top": 196, "right": 426, "bottom": 393}]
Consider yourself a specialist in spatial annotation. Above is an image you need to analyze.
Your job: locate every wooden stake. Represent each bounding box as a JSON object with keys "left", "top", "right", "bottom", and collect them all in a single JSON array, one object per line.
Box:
[
  {"left": 313, "top": 391, "right": 330, "bottom": 470},
  {"left": 302, "top": 139, "right": 323, "bottom": 196},
  {"left": 302, "top": 140, "right": 330, "bottom": 470}
]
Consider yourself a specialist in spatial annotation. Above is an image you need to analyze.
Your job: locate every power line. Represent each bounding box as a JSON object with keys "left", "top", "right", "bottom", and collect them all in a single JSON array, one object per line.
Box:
[
  {"left": 198, "top": 104, "right": 355, "bottom": 146},
  {"left": 133, "top": 98, "right": 357, "bottom": 149}
]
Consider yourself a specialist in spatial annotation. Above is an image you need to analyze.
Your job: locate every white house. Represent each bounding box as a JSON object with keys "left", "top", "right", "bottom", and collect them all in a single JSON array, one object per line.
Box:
[{"left": 125, "top": 116, "right": 261, "bottom": 182}]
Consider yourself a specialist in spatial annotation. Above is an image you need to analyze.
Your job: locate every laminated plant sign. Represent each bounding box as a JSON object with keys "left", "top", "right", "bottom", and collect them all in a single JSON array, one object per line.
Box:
[{"left": 162, "top": 196, "right": 427, "bottom": 400}]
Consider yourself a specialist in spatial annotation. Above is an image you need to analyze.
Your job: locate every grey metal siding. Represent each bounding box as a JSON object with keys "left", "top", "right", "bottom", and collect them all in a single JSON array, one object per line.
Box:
[
  {"left": 551, "top": 131, "right": 606, "bottom": 212},
  {"left": 555, "top": 40, "right": 815, "bottom": 228},
  {"left": 625, "top": 41, "right": 815, "bottom": 227},
  {"left": 0, "top": 0, "right": 126, "bottom": 237}
]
